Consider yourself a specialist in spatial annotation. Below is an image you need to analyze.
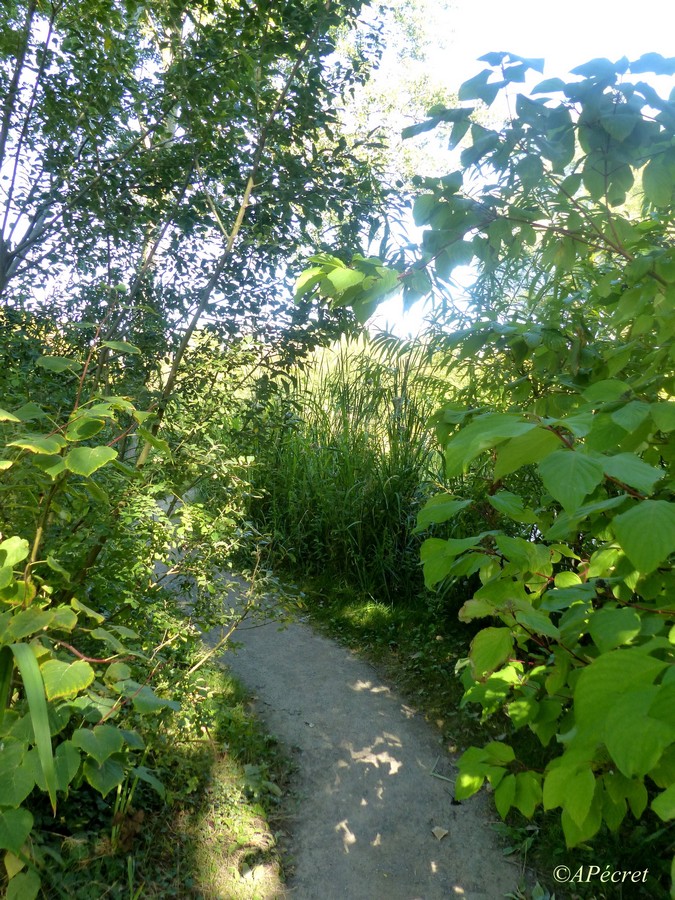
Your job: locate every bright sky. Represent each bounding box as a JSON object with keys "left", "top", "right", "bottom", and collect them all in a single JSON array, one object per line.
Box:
[
  {"left": 443, "top": 0, "right": 675, "bottom": 84},
  {"left": 370, "top": 0, "right": 675, "bottom": 335}
]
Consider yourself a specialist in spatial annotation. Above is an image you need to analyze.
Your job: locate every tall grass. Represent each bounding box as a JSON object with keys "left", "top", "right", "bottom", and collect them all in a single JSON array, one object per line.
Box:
[{"left": 242, "top": 333, "right": 456, "bottom": 602}]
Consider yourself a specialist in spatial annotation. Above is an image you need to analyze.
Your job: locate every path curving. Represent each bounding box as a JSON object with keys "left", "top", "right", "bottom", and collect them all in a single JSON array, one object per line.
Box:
[{"left": 199, "top": 582, "right": 521, "bottom": 900}]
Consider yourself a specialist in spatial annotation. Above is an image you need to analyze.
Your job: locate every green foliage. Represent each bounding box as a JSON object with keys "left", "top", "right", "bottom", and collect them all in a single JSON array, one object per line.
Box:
[
  {"left": 229, "top": 335, "right": 451, "bottom": 601},
  {"left": 0, "top": 0, "right": 394, "bottom": 890},
  {"left": 308, "top": 53, "right": 675, "bottom": 891}
]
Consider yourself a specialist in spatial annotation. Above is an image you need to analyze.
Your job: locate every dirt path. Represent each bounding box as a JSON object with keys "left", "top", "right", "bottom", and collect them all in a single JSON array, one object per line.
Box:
[{"left": 199, "top": 588, "right": 521, "bottom": 900}]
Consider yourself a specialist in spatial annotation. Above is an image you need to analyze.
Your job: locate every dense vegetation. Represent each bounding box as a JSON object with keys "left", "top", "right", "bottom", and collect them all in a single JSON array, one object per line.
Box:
[
  {"left": 1, "top": 0, "right": 675, "bottom": 896},
  {"left": 287, "top": 52, "right": 675, "bottom": 895},
  {"left": 0, "top": 0, "right": 385, "bottom": 895}
]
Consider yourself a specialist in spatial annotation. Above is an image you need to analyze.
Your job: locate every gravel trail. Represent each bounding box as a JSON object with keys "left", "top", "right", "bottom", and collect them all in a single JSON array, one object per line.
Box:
[{"left": 200, "top": 588, "right": 520, "bottom": 900}]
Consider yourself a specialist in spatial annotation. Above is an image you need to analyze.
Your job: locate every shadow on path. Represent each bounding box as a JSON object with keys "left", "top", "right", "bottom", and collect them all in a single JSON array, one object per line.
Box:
[{"left": 200, "top": 585, "right": 520, "bottom": 900}]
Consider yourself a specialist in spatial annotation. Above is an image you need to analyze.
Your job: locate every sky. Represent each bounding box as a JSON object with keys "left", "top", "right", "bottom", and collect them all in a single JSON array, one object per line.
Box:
[
  {"left": 369, "top": 0, "right": 675, "bottom": 334},
  {"left": 443, "top": 0, "right": 675, "bottom": 83}
]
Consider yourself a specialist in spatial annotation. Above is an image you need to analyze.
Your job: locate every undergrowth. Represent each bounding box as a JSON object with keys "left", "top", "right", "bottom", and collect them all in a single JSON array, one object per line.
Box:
[{"left": 5, "top": 659, "right": 289, "bottom": 899}]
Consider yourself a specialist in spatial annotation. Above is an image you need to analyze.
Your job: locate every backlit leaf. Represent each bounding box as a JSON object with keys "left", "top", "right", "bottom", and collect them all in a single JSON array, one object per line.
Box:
[
  {"left": 469, "top": 627, "right": 514, "bottom": 680},
  {"left": 36, "top": 356, "right": 81, "bottom": 373},
  {"left": 652, "top": 784, "right": 675, "bottom": 821},
  {"left": 0, "top": 537, "right": 29, "bottom": 568},
  {"left": 100, "top": 340, "right": 141, "bottom": 355},
  {"left": 494, "top": 427, "right": 561, "bottom": 478},
  {"left": 64, "top": 446, "right": 117, "bottom": 477},
  {"left": 415, "top": 495, "right": 472, "bottom": 531},
  {"left": 41, "top": 660, "right": 95, "bottom": 701},
  {"left": 8, "top": 435, "right": 64, "bottom": 455}
]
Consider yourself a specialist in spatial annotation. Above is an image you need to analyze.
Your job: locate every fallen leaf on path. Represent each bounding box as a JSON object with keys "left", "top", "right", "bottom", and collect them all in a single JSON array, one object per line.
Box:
[{"left": 431, "top": 826, "right": 448, "bottom": 841}]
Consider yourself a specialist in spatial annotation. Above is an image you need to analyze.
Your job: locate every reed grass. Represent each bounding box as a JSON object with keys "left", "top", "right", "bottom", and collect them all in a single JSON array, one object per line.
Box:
[{"left": 243, "top": 333, "right": 456, "bottom": 602}]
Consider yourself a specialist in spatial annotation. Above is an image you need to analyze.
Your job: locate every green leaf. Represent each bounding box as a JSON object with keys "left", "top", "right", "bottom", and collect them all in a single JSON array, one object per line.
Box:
[
  {"left": 0, "top": 757, "right": 34, "bottom": 807},
  {"left": 531, "top": 77, "right": 567, "bottom": 94},
  {"left": 613, "top": 500, "right": 675, "bottom": 573},
  {"left": 415, "top": 495, "right": 472, "bottom": 531},
  {"left": 83, "top": 757, "right": 125, "bottom": 797},
  {"left": 421, "top": 535, "right": 484, "bottom": 588},
  {"left": 601, "top": 453, "right": 663, "bottom": 493},
  {"left": 324, "top": 267, "right": 365, "bottom": 296},
  {"left": 401, "top": 118, "right": 439, "bottom": 140},
  {"left": 7, "top": 644, "right": 57, "bottom": 812},
  {"left": 561, "top": 786, "right": 603, "bottom": 848},
  {"left": 46, "top": 555, "right": 71, "bottom": 582},
  {"left": 127, "top": 683, "right": 180, "bottom": 714},
  {"left": 65, "top": 416, "right": 105, "bottom": 442},
  {"left": 604, "top": 688, "right": 675, "bottom": 777},
  {"left": 32, "top": 454, "right": 66, "bottom": 479},
  {"left": 652, "top": 402, "right": 675, "bottom": 433},
  {"left": 455, "top": 746, "right": 489, "bottom": 799},
  {"left": 435, "top": 241, "right": 474, "bottom": 279},
  {"left": 494, "top": 428, "right": 560, "bottom": 479},
  {"left": 36, "top": 356, "right": 81, "bottom": 373},
  {"left": 487, "top": 491, "right": 538, "bottom": 524},
  {"left": 70, "top": 597, "right": 105, "bottom": 624},
  {"left": 630, "top": 52, "right": 675, "bottom": 75},
  {"left": 41, "top": 660, "right": 95, "bottom": 701},
  {"left": 445, "top": 414, "right": 535, "bottom": 477},
  {"left": 32, "top": 740, "right": 81, "bottom": 792},
  {"left": 104, "top": 664, "right": 130, "bottom": 686},
  {"left": 544, "top": 764, "right": 585, "bottom": 813},
  {"left": 293, "top": 266, "right": 324, "bottom": 299},
  {"left": 90, "top": 627, "right": 127, "bottom": 653},
  {"left": 100, "top": 340, "right": 141, "bottom": 355},
  {"left": 0, "top": 807, "right": 33, "bottom": 853},
  {"left": 513, "top": 771, "right": 542, "bottom": 818},
  {"left": 64, "top": 446, "right": 117, "bottom": 477},
  {"left": 0, "top": 537, "right": 29, "bottom": 569},
  {"left": 8, "top": 435, "right": 65, "bottom": 455},
  {"left": 610, "top": 400, "right": 650, "bottom": 432},
  {"left": 6, "top": 868, "right": 40, "bottom": 900},
  {"left": 6, "top": 608, "right": 54, "bottom": 641},
  {"left": 136, "top": 427, "right": 172, "bottom": 459},
  {"left": 132, "top": 765, "right": 165, "bottom": 799},
  {"left": 494, "top": 772, "right": 516, "bottom": 818},
  {"left": 538, "top": 451, "right": 604, "bottom": 512},
  {"left": 574, "top": 649, "right": 667, "bottom": 732},
  {"left": 589, "top": 608, "right": 642, "bottom": 652},
  {"left": 643, "top": 157, "right": 674, "bottom": 207},
  {"left": 0, "top": 566, "right": 14, "bottom": 596},
  {"left": 652, "top": 783, "right": 675, "bottom": 821},
  {"left": 514, "top": 607, "right": 560, "bottom": 640},
  {"left": 72, "top": 725, "right": 124, "bottom": 765},
  {"left": 0, "top": 408, "right": 20, "bottom": 422},
  {"left": 484, "top": 741, "right": 515, "bottom": 765},
  {"left": 582, "top": 379, "right": 631, "bottom": 405},
  {"left": 469, "top": 627, "right": 514, "bottom": 680},
  {"left": 458, "top": 69, "right": 504, "bottom": 105}
]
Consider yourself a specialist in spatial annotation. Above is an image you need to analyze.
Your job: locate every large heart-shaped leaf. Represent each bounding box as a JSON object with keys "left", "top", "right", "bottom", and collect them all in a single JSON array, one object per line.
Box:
[{"left": 64, "top": 446, "right": 117, "bottom": 477}]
